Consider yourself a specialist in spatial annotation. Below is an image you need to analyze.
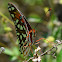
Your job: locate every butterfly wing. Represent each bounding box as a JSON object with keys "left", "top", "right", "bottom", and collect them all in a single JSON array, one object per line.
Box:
[{"left": 8, "top": 2, "right": 33, "bottom": 55}]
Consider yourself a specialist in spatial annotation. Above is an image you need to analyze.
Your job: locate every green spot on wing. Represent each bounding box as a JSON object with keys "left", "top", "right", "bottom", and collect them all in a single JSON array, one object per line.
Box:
[
  {"left": 11, "top": 14, "right": 14, "bottom": 18},
  {"left": 8, "top": 8, "right": 11, "bottom": 11},
  {"left": 17, "top": 24, "right": 20, "bottom": 28},
  {"left": 11, "top": 7, "right": 15, "bottom": 10},
  {"left": 21, "top": 40, "right": 24, "bottom": 44},
  {"left": 23, "top": 25, "right": 26, "bottom": 30},
  {"left": 16, "top": 28, "right": 17, "bottom": 30},
  {"left": 20, "top": 35, "right": 22, "bottom": 39},
  {"left": 20, "top": 26, "right": 23, "bottom": 30},
  {"left": 17, "top": 33, "right": 20, "bottom": 35},
  {"left": 22, "top": 33, "right": 26, "bottom": 37},
  {"left": 16, "top": 19, "right": 19, "bottom": 23}
]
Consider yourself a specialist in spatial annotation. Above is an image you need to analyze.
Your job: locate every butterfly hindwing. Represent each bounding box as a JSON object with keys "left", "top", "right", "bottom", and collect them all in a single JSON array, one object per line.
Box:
[{"left": 8, "top": 2, "right": 33, "bottom": 55}]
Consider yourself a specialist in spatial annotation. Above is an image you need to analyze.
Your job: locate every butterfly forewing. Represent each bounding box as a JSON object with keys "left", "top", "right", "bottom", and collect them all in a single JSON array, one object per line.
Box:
[{"left": 8, "top": 2, "right": 33, "bottom": 55}]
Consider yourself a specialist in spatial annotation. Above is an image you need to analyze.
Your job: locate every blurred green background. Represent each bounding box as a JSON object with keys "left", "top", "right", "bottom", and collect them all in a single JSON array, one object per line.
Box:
[{"left": 0, "top": 0, "right": 62, "bottom": 62}]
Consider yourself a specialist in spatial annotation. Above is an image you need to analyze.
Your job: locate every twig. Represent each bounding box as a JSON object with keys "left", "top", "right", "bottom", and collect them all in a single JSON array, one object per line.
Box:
[
  {"left": 26, "top": 41, "right": 62, "bottom": 62},
  {"left": 40, "top": 41, "right": 62, "bottom": 56}
]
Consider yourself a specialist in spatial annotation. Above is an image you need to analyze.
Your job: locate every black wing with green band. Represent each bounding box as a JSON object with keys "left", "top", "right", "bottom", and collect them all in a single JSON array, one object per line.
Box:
[{"left": 8, "top": 2, "right": 33, "bottom": 55}]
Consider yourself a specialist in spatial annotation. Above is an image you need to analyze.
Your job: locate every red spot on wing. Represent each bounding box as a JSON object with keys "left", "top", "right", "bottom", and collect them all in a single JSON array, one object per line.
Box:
[
  {"left": 21, "top": 19, "right": 24, "bottom": 23},
  {"left": 26, "top": 29, "right": 36, "bottom": 39},
  {"left": 14, "top": 12, "right": 21, "bottom": 19},
  {"left": 33, "top": 29, "right": 35, "bottom": 33},
  {"left": 19, "top": 14, "right": 21, "bottom": 16}
]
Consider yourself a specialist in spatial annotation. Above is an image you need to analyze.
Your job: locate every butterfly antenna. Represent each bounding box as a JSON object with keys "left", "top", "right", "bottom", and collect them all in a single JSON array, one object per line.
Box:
[{"left": 34, "top": 23, "right": 39, "bottom": 29}]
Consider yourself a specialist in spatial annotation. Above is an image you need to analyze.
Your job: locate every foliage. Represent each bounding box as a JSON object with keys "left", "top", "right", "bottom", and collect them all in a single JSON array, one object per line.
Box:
[{"left": 0, "top": 0, "right": 62, "bottom": 62}]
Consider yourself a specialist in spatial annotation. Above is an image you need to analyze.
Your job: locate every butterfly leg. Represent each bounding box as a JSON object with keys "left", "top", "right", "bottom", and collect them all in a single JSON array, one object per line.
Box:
[
  {"left": 23, "top": 41, "right": 29, "bottom": 47},
  {"left": 29, "top": 43, "right": 33, "bottom": 54},
  {"left": 23, "top": 42, "right": 33, "bottom": 54}
]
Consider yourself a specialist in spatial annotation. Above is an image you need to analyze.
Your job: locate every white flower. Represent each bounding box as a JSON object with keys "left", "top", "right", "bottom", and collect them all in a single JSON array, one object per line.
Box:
[
  {"left": 32, "top": 58, "right": 38, "bottom": 62},
  {"left": 56, "top": 40, "right": 61, "bottom": 44},
  {"left": 32, "top": 46, "right": 41, "bottom": 62},
  {"left": 1, "top": 47, "right": 5, "bottom": 52},
  {"left": 0, "top": 47, "right": 5, "bottom": 54},
  {"left": 35, "top": 46, "right": 41, "bottom": 53},
  {"left": 37, "top": 56, "right": 41, "bottom": 62},
  {"left": 32, "top": 56, "right": 41, "bottom": 62}
]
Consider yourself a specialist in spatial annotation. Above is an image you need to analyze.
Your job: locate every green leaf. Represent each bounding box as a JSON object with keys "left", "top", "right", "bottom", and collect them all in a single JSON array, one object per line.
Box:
[
  {"left": 4, "top": 48, "right": 14, "bottom": 56},
  {"left": 56, "top": 49, "right": 62, "bottom": 62},
  {"left": 53, "top": 27, "right": 60, "bottom": 40},
  {"left": 4, "top": 27, "right": 12, "bottom": 32},
  {"left": 51, "top": 14, "right": 57, "bottom": 21},
  {"left": 12, "top": 47, "right": 20, "bottom": 56},
  {"left": 59, "top": 0, "right": 62, "bottom": 4},
  {"left": 4, "top": 47, "right": 20, "bottom": 56},
  {"left": 28, "top": 18, "right": 41, "bottom": 22},
  {"left": 29, "top": 14, "right": 40, "bottom": 18},
  {"left": 10, "top": 56, "right": 17, "bottom": 61},
  {"left": 0, "top": 12, "right": 14, "bottom": 25}
]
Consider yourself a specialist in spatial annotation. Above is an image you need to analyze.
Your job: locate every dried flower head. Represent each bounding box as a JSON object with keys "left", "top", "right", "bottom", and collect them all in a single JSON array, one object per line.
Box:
[{"left": 0, "top": 47, "right": 5, "bottom": 54}]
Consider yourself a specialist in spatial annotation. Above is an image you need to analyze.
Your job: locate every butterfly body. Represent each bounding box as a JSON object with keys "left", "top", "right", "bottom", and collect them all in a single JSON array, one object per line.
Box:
[{"left": 8, "top": 2, "right": 34, "bottom": 55}]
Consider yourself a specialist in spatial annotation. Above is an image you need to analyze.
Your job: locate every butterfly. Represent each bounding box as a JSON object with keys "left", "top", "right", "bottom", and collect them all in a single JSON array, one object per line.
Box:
[{"left": 8, "top": 2, "right": 35, "bottom": 56}]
